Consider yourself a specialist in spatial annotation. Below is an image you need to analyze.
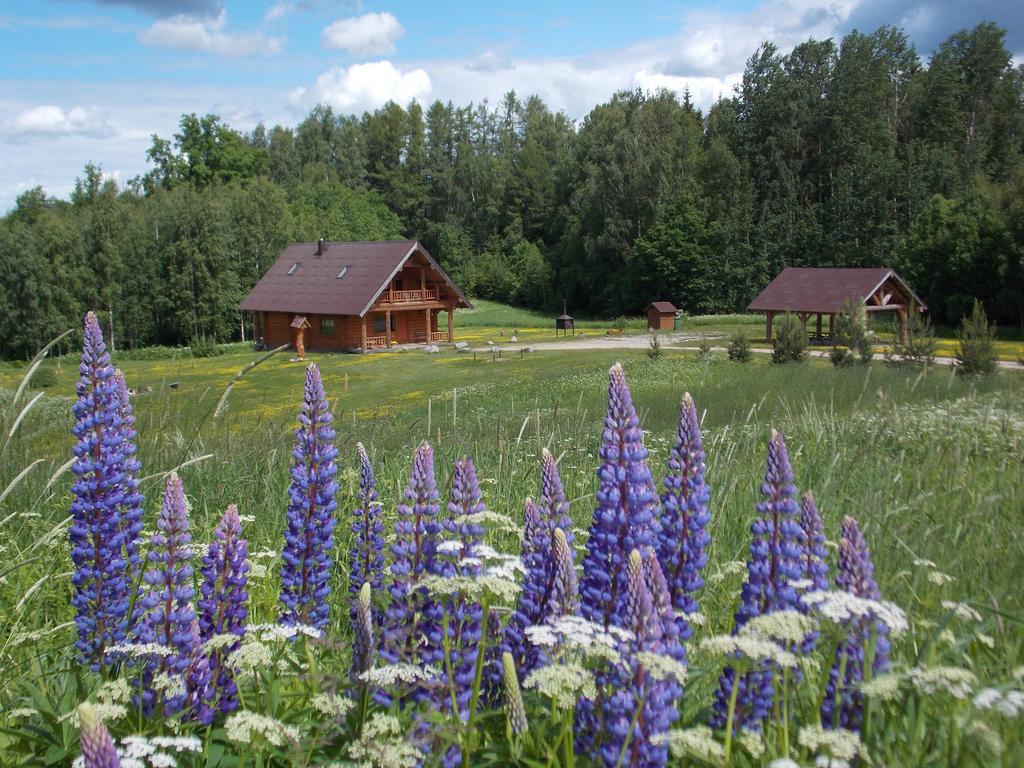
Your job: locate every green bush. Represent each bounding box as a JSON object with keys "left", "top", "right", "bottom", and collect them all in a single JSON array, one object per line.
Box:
[
  {"left": 697, "top": 335, "right": 713, "bottom": 356},
  {"left": 886, "top": 309, "right": 937, "bottom": 367},
  {"left": 647, "top": 333, "right": 662, "bottom": 359},
  {"left": 29, "top": 365, "right": 59, "bottom": 389},
  {"left": 831, "top": 303, "right": 873, "bottom": 367},
  {"left": 726, "top": 331, "right": 752, "bottom": 362},
  {"left": 191, "top": 335, "right": 222, "bottom": 358},
  {"left": 771, "top": 313, "right": 806, "bottom": 364},
  {"left": 956, "top": 300, "right": 998, "bottom": 375}
]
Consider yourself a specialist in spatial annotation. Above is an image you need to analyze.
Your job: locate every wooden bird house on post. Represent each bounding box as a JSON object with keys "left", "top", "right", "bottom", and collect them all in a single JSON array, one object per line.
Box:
[
  {"left": 290, "top": 315, "right": 311, "bottom": 359},
  {"left": 555, "top": 301, "right": 575, "bottom": 337}
]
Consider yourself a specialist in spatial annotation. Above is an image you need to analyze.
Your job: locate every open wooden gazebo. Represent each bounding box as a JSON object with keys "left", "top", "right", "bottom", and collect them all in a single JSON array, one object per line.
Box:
[{"left": 748, "top": 267, "right": 926, "bottom": 344}]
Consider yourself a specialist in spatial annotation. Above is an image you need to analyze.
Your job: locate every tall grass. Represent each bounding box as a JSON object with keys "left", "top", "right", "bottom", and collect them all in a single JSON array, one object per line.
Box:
[{"left": 1, "top": 347, "right": 1022, "bottom": 763}]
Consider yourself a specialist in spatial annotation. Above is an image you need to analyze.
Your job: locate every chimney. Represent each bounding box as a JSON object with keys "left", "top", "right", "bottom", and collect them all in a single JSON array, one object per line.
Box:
[{"left": 317, "top": 238, "right": 325, "bottom": 256}]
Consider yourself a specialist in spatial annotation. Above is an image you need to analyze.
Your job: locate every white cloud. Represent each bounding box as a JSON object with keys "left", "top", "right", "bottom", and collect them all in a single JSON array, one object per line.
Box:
[
  {"left": 298, "top": 60, "right": 431, "bottom": 113},
  {"left": 140, "top": 10, "right": 283, "bottom": 56},
  {"left": 321, "top": 12, "right": 404, "bottom": 56},
  {"left": 2, "top": 105, "right": 116, "bottom": 144}
]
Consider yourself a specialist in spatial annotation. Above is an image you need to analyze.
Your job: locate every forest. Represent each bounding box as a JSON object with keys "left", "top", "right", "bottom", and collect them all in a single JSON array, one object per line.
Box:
[{"left": 0, "top": 21, "right": 1022, "bottom": 358}]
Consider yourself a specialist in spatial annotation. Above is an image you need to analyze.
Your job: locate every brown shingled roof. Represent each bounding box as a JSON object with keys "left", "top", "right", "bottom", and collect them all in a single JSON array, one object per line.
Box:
[
  {"left": 647, "top": 301, "right": 677, "bottom": 314},
  {"left": 747, "top": 267, "right": 925, "bottom": 314},
  {"left": 239, "top": 240, "right": 471, "bottom": 317}
]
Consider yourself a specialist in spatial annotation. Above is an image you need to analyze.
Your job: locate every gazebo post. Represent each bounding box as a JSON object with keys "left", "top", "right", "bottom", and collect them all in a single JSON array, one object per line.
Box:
[
  {"left": 828, "top": 313, "right": 834, "bottom": 338},
  {"left": 765, "top": 311, "right": 775, "bottom": 342},
  {"left": 898, "top": 306, "right": 909, "bottom": 346},
  {"left": 447, "top": 304, "right": 454, "bottom": 342},
  {"left": 385, "top": 309, "right": 392, "bottom": 348},
  {"left": 815, "top": 313, "right": 822, "bottom": 340},
  {"left": 360, "top": 315, "right": 367, "bottom": 352}
]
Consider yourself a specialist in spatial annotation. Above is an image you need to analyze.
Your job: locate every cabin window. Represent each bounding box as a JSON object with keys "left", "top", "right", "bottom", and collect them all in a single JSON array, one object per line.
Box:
[
  {"left": 287, "top": 262, "right": 299, "bottom": 275},
  {"left": 337, "top": 265, "right": 350, "bottom": 279},
  {"left": 320, "top": 318, "right": 334, "bottom": 336},
  {"left": 372, "top": 316, "right": 396, "bottom": 333}
]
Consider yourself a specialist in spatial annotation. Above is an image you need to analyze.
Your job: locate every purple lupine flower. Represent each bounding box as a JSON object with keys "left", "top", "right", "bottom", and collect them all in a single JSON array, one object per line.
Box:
[
  {"left": 539, "top": 447, "right": 573, "bottom": 538},
  {"left": 656, "top": 392, "right": 711, "bottom": 642},
  {"left": 712, "top": 430, "right": 803, "bottom": 732},
  {"left": 579, "top": 363, "right": 660, "bottom": 631},
  {"left": 428, "top": 457, "right": 486, "bottom": 720},
  {"left": 599, "top": 550, "right": 680, "bottom": 768},
  {"left": 279, "top": 364, "right": 339, "bottom": 630},
  {"left": 550, "top": 528, "right": 579, "bottom": 618},
  {"left": 350, "top": 443, "right": 385, "bottom": 620},
  {"left": 821, "top": 515, "right": 889, "bottom": 731},
  {"left": 197, "top": 504, "right": 248, "bottom": 714},
  {"left": 380, "top": 442, "right": 441, "bottom": 670},
  {"left": 133, "top": 472, "right": 199, "bottom": 716},
  {"left": 112, "top": 370, "right": 144, "bottom": 588},
  {"left": 183, "top": 620, "right": 214, "bottom": 725},
  {"left": 69, "top": 312, "right": 132, "bottom": 667},
  {"left": 798, "top": 492, "right": 829, "bottom": 653},
  {"left": 78, "top": 702, "right": 121, "bottom": 768}
]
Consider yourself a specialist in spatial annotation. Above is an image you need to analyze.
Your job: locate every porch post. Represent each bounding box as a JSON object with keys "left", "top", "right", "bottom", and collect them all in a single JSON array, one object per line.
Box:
[
  {"left": 424, "top": 308, "right": 431, "bottom": 343},
  {"left": 420, "top": 267, "right": 426, "bottom": 293},
  {"left": 447, "top": 304, "right": 453, "bottom": 342},
  {"left": 898, "top": 306, "right": 909, "bottom": 346},
  {"left": 385, "top": 309, "right": 392, "bottom": 348},
  {"left": 828, "top": 313, "right": 834, "bottom": 338},
  {"left": 765, "top": 311, "right": 774, "bottom": 342},
  {"left": 815, "top": 313, "right": 822, "bottom": 340},
  {"left": 360, "top": 315, "right": 367, "bottom": 352}
]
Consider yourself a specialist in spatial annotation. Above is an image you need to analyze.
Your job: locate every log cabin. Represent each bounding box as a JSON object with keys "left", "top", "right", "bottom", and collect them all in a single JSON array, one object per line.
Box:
[{"left": 240, "top": 240, "right": 472, "bottom": 352}]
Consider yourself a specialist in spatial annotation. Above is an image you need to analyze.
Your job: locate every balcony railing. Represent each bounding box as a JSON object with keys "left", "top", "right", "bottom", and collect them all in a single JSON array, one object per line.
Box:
[
  {"left": 429, "top": 331, "right": 449, "bottom": 343},
  {"left": 379, "top": 288, "right": 438, "bottom": 304},
  {"left": 364, "top": 335, "right": 388, "bottom": 350}
]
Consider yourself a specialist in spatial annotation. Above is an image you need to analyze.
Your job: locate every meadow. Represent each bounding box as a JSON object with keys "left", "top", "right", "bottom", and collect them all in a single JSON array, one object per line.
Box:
[{"left": 1, "top": 312, "right": 1023, "bottom": 766}]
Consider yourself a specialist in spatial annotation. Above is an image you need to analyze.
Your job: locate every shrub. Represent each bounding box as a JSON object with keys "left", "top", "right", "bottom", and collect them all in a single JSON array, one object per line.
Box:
[
  {"left": 647, "top": 332, "right": 662, "bottom": 359},
  {"left": 830, "top": 303, "right": 873, "bottom": 367},
  {"left": 886, "top": 309, "right": 937, "bottom": 368},
  {"left": 29, "top": 365, "right": 59, "bottom": 388},
  {"left": 771, "top": 313, "right": 806, "bottom": 364},
  {"left": 697, "top": 336, "right": 713, "bottom": 356},
  {"left": 191, "top": 335, "right": 222, "bottom": 358},
  {"left": 726, "top": 331, "right": 752, "bottom": 363},
  {"left": 956, "top": 300, "right": 998, "bottom": 375}
]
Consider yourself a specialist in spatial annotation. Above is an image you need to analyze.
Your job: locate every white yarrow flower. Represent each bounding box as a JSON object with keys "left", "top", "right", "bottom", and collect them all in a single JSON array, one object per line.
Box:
[
  {"left": 523, "top": 663, "right": 596, "bottom": 709},
  {"left": 797, "top": 724, "right": 861, "bottom": 761},
  {"left": 635, "top": 652, "right": 689, "bottom": 685},
  {"left": 941, "top": 600, "right": 982, "bottom": 623},
  {"left": 311, "top": 692, "right": 356, "bottom": 717},
  {"left": 740, "top": 610, "right": 817, "bottom": 644},
  {"left": 908, "top": 666, "right": 977, "bottom": 699},
  {"left": 224, "top": 711, "right": 299, "bottom": 747},
  {"left": 656, "top": 725, "right": 725, "bottom": 762},
  {"left": 359, "top": 663, "right": 439, "bottom": 686}
]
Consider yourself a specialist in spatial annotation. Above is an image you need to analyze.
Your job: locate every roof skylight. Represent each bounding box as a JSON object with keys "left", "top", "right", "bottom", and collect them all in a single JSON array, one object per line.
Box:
[
  {"left": 287, "top": 262, "right": 299, "bottom": 275},
  {"left": 337, "top": 265, "right": 350, "bottom": 279}
]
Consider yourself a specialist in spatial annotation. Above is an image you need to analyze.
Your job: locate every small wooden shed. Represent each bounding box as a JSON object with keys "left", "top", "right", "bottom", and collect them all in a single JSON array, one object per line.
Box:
[
  {"left": 646, "top": 302, "right": 677, "bottom": 331},
  {"left": 556, "top": 302, "right": 575, "bottom": 337}
]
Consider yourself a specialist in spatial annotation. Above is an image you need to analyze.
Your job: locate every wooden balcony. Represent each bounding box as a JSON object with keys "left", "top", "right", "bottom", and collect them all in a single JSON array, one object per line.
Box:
[{"left": 379, "top": 288, "right": 438, "bottom": 304}]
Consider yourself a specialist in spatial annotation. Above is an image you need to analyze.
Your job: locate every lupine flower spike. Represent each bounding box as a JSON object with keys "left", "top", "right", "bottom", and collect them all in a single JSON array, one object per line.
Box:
[
  {"left": 133, "top": 472, "right": 199, "bottom": 716},
  {"left": 577, "top": 364, "right": 661, "bottom": 754},
  {"left": 112, "top": 369, "right": 144, "bottom": 588},
  {"left": 821, "top": 515, "right": 889, "bottom": 731},
  {"left": 77, "top": 702, "right": 120, "bottom": 768},
  {"left": 198, "top": 504, "right": 249, "bottom": 714},
  {"left": 352, "top": 582, "right": 375, "bottom": 680},
  {"left": 381, "top": 442, "right": 440, "bottom": 670},
  {"left": 503, "top": 652, "right": 529, "bottom": 736},
  {"left": 69, "top": 311, "right": 133, "bottom": 667},
  {"left": 798, "top": 492, "right": 829, "bottom": 652},
  {"left": 600, "top": 550, "right": 679, "bottom": 768},
  {"left": 280, "top": 363, "right": 339, "bottom": 630},
  {"left": 184, "top": 620, "right": 215, "bottom": 725},
  {"left": 350, "top": 442, "right": 385, "bottom": 614},
  {"left": 712, "top": 429, "right": 802, "bottom": 732},
  {"left": 429, "top": 457, "right": 485, "bottom": 719},
  {"left": 539, "top": 447, "right": 573, "bottom": 538},
  {"left": 656, "top": 392, "right": 711, "bottom": 642}
]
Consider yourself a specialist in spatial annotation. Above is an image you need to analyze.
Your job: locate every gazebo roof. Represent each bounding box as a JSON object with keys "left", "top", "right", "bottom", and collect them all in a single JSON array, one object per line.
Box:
[{"left": 748, "top": 267, "right": 925, "bottom": 314}]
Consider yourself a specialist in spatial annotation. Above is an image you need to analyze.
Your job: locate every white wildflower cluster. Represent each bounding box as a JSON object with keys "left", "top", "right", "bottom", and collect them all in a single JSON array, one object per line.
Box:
[
  {"left": 249, "top": 549, "right": 279, "bottom": 560},
  {"left": 635, "top": 652, "right": 689, "bottom": 685},
  {"left": 247, "top": 562, "right": 270, "bottom": 579},
  {"left": 709, "top": 560, "right": 747, "bottom": 583},
  {"left": 523, "top": 662, "right": 596, "bottom": 709},
  {"left": 912, "top": 557, "right": 937, "bottom": 568},
  {"left": 678, "top": 611, "right": 705, "bottom": 627},
  {"left": 768, "top": 760, "right": 802, "bottom": 768},
  {"left": 976, "top": 633, "right": 995, "bottom": 649},
  {"left": 204, "top": 632, "right": 243, "bottom": 652},
  {"left": 10, "top": 621, "right": 75, "bottom": 647},
  {"left": 654, "top": 725, "right": 725, "bottom": 762},
  {"left": 973, "top": 688, "right": 1024, "bottom": 717},
  {"left": 60, "top": 703, "right": 128, "bottom": 728},
  {"left": 484, "top": 555, "right": 527, "bottom": 582},
  {"left": 436, "top": 539, "right": 465, "bottom": 555},
  {"left": 248, "top": 623, "right": 322, "bottom": 641},
  {"left": 525, "top": 616, "right": 630, "bottom": 663},
  {"left": 697, "top": 634, "right": 798, "bottom": 669},
  {"left": 965, "top": 720, "right": 1005, "bottom": 759},
  {"left": 802, "top": 590, "right": 909, "bottom": 637},
  {"left": 227, "top": 641, "right": 273, "bottom": 676},
  {"left": 224, "top": 711, "right": 299, "bottom": 747},
  {"left": 8, "top": 707, "right": 38, "bottom": 720},
  {"left": 740, "top": 610, "right": 817, "bottom": 644},
  {"left": 359, "top": 663, "right": 439, "bottom": 687},
  {"left": 419, "top": 573, "right": 520, "bottom": 603},
  {"left": 114, "top": 735, "right": 201, "bottom": 767},
  {"left": 907, "top": 666, "right": 978, "bottom": 699},
  {"left": 153, "top": 672, "right": 186, "bottom": 698},
  {"left": 107, "top": 643, "right": 172, "bottom": 659},
  {"left": 311, "top": 692, "right": 356, "bottom": 717},
  {"left": 941, "top": 600, "right": 982, "bottom": 622},
  {"left": 455, "top": 510, "right": 521, "bottom": 533},
  {"left": 859, "top": 673, "right": 903, "bottom": 701},
  {"left": 797, "top": 724, "right": 861, "bottom": 761},
  {"left": 347, "top": 713, "right": 422, "bottom": 768},
  {"left": 737, "top": 731, "right": 765, "bottom": 759},
  {"left": 97, "top": 678, "right": 133, "bottom": 705},
  {"left": 927, "top": 570, "right": 956, "bottom": 586}
]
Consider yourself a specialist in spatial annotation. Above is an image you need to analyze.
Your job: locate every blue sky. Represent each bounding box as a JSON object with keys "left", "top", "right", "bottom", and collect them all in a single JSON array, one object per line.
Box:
[{"left": 0, "top": 0, "right": 1020, "bottom": 210}]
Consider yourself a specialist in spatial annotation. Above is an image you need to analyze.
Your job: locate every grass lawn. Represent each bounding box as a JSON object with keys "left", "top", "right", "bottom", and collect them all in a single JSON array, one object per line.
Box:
[{"left": 2, "top": 309, "right": 1023, "bottom": 763}]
